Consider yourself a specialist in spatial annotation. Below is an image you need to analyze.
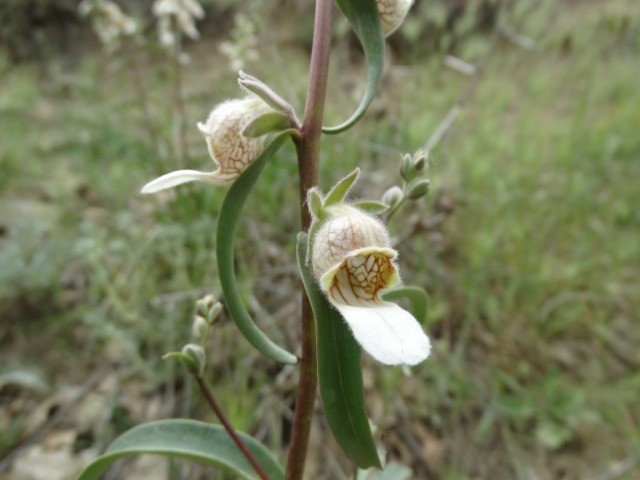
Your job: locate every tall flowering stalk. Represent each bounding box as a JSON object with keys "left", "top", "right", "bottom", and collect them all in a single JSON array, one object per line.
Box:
[
  {"left": 152, "top": 0, "right": 205, "bottom": 164},
  {"left": 78, "top": 1, "right": 431, "bottom": 479}
]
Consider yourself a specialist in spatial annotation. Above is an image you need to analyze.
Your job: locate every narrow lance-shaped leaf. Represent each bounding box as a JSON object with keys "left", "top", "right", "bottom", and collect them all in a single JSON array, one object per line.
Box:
[
  {"left": 217, "top": 132, "right": 298, "bottom": 365},
  {"left": 324, "top": 167, "right": 361, "bottom": 207},
  {"left": 76, "top": 419, "right": 284, "bottom": 480},
  {"left": 296, "top": 232, "right": 381, "bottom": 469},
  {"left": 323, "top": 0, "right": 385, "bottom": 134},
  {"left": 242, "top": 111, "right": 292, "bottom": 138}
]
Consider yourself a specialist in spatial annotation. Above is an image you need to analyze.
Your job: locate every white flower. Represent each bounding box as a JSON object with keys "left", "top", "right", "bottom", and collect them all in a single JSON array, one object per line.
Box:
[
  {"left": 312, "top": 205, "right": 430, "bottom": 365},
  {"left": 376, "top": 0, "right": 414, "bottom": 37},
  {"left": 152, "top": 0, "right": 204, "bottom": 45},
  {"left": 141, "top": 97, "right": 271, "bottom": 194},
  {"left": 79, "top": 0, "right": 137, "bottom": 51}
]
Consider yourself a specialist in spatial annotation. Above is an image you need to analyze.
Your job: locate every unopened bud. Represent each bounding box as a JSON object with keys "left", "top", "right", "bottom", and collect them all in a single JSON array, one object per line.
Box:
[
  {"left": 413, "top": 150, "right": 428, "bottom": 172},
  {"left": 406, "top": 179, "right": 430, "bottom": 200},
  {"left": 208, "top": 302, "right": 223, "bottom": 322},
  {"left": 192, "top": 315, "right": 209, "bottom": 340},
  {"left": 400, "top": 153, "right": 413, "bottom": 181},
  {"left": 181, "top": 344, "right": 206, "bottom": 376},
  {"left": 195, "top": 295, "right": 216, "bottom": 318},
  {"left": 382, "top": 186, "right": 404, "bottom": 207}
]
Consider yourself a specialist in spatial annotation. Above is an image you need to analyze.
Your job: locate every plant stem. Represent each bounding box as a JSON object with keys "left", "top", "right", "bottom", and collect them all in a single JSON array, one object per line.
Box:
[
  {"left": 128, "top": 44, "right": 163, "bottom": 159},
  {"left": 195, "top": 375, "right": 269, "bottom": 480},
  {"left": 286, "top": 0, "right": 334, "bottom": 479}
]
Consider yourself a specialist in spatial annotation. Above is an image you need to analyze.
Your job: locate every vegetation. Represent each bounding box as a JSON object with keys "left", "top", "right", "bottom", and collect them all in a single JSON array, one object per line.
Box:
[{"left": 0, "top": 0, "right": 638, "bottom": 478}]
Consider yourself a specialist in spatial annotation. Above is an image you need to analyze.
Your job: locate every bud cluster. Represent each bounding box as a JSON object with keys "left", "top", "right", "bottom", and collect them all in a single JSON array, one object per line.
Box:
[
  {"left": 164, "top": 294, "right": 223, "bottom": 377},
  {"left": 381, "top": 149, "right": 431, "bottom": 219},
  {"left": 192, "top": 294, "right": 223, "bottom": 342}
]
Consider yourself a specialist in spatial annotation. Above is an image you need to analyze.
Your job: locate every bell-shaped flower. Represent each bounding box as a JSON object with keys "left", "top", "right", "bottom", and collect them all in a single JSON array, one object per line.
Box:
[
  {"left": 312, "top": 205, "right": 430, "bottom": 365},
  {"left": 376, "top": 0, "right": 414, "bottom": 37},
  {"left": 141, "top": 97, "right": 271, "bottom": 194}
]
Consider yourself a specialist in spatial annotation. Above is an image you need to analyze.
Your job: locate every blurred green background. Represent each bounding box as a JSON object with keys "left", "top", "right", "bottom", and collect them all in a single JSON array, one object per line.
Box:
[{"left": 0, "top": 0, "right": 639, "bottom": 479}]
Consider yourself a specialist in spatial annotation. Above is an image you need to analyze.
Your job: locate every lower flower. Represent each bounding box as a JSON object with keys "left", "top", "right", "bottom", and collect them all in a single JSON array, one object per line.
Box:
[{"left": 312, "top": 205, "right": 431, "bottom": 365}]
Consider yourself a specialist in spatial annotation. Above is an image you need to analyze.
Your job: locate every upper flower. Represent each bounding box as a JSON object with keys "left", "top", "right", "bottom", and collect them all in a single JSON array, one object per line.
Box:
[
  {"left": 141, "top": 97, "right": 272, "bottom": 194},
  {"left": 312, "top": 204, "right": 430, "bottom": 365},
  {"left": 376, "top": 0, "right": 414, "bottom": 37}
]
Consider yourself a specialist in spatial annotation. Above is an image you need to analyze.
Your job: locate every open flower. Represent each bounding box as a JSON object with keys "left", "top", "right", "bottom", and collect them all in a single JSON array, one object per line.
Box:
[
  {"left": 141, "top": 97, "right": 271, "bottom": 194},
  {"left": 376, "top": 0, "right": 414, "bottom": 37},
  {"left": 312, "top": 205, "right": 430, "bottom": 365}
]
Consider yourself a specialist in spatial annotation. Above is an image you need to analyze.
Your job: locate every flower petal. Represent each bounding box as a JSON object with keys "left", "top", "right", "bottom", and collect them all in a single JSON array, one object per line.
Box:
[
  {"left": 140, "top": 169, "right": 236, "bottom": 194},
  {"left": 332, "top": 301, "right": 430, "bottom": 365}
]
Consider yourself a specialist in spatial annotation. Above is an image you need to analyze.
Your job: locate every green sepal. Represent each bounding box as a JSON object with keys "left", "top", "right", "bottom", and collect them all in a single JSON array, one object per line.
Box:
[
  {"left": 381, "top": 285, "right": 429, "bottom": 324},
  {"left": 296, "top": 232, "right": 381, "bottom": 469},
  {"left": 353, "top": 200, "right": 389, "bottom": 215},
  {"left": 324, "top": 167, "right": 361, "bottom": 207},
  {"left": 308, "top": 187, "right": 325, "bottom": 220},
  {"left": 323, "top": 0, "right": 385, "bottom": 134},
  {"left": 238, "top": 71, "right": 295, "bottom": 117},
  {"left": 75, "top": 419, "right": 284, "bottom": 480},
  {"left": 242, "top": 111, "right": 292, "bottom": 138},
  {"left": 217, "top": 132, "right": 298, "bottom": 365}
]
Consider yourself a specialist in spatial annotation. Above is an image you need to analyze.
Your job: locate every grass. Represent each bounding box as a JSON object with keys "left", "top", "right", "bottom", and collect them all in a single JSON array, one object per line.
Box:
[{"left": 1, "top": 0, "right": 639, "bottom": 478}]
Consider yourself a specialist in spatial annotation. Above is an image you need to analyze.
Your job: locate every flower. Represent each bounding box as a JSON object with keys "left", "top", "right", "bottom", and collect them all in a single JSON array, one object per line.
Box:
[
  {"left": 312, "top": 205, "right": 431, "bottom": 365},
  {"left": 376, "top": 0, "right": 414, "bottom": 37},
  {"left": 141, "top": 97, "right": 272, "bottom": 194},
  {"left": 153, "top": 0, "right": 205, "bottom": 46},
  {"left": 78, "top": 0, "right": 137, "bottom": 52}
]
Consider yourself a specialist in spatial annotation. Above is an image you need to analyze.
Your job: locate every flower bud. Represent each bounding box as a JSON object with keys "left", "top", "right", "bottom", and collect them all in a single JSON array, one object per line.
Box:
[
  {"left": 192, "top": 315, "right": 209, "bottom": 340},
  {"left": 377, "top": 0, "right": 414, "bottom": 37},
  {"left": 382, "top": 186, "right": 404, "bottom": 207},
  {"left": 413, "top": 150, "right": 428, "bottom": 172},
  {"left": 181, "top": 343, "right": 206, "bottom": 376},
  {"left": 195, "top": 295, "right": 216, "bottom": 318},
  {"left": 406, "top": 178, "right": 430, "bottom": 200}
]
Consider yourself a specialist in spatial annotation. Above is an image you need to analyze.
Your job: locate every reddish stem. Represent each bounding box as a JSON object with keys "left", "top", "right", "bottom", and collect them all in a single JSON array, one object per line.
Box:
[
  {"left": 195, "top": 376, "right": 269, "bottom": 480},
  {"left": 286, "top": 0, "right": 334, "bottom": 479}
]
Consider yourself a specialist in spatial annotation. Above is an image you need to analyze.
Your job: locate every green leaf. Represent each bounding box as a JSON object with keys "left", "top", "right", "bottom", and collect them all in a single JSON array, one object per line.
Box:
[
  {"left": 76, "top": 419, "right": 284, "bottom": 480},
  {"left": 217, "top": 133, "right": 298, "bottom": 365},
  {"left": 324, "top": 168, "right": 360, "bottom": 206},
  {"left": 296, "top": 233, "right": 381, "bottom": 469},
  {"left": 323, "top": 0, "right": 385, "bottom": 134},
  {"left": 381, "top": 285, "right": 429, "bottom": 324},
  {"left": 353, "top": 200, "right": 389, "bottom": 215},
  {"left": 242, "top": 111, "right": 292, "bottom": 138}
]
